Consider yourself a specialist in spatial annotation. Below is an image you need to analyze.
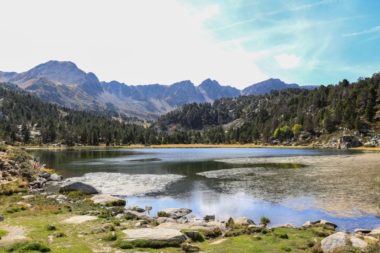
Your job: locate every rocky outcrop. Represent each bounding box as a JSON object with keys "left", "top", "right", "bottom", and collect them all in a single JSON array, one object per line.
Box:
[{"left": 59, "top": 182, "right": 98, "bottom": 194}]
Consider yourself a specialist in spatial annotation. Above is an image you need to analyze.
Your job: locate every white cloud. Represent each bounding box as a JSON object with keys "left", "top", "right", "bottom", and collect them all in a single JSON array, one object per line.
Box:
[
  {"left": 0, "top": 0, "right": 266, "bottom": 88},
  {"left": 343, "top": 25, "right": 380, "bottom": 37},
  {"left": 275, "top": 54, "right": 301, "bottom": 69}
]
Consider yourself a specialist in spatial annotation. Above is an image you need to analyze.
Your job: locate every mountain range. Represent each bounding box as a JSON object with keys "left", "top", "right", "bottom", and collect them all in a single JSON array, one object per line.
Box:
[{"left": 0, "top": 60, "right": 316, "bottom": 119}]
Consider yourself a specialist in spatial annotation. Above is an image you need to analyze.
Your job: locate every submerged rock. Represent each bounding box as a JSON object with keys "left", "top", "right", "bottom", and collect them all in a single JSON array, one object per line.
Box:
[
  {"left": 90, "top": 194, "right": 126, "bottom": 206},
  {"left": 59, "top": 182, "right": 98, "bottom": 194}
]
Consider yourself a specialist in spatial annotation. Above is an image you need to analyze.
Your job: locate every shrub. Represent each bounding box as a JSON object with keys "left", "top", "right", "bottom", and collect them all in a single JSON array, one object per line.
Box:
[
  {"left": 278, "top": 233, "right": 289, "bottom": 239},
  {"left": 46, "top": 224, "right": 56, "bottom": 231},
  {"left": 226, "top": 217, "right": 235, "bottom": 229},
  {"left": 103, "top": 232, "right": 117, "bottom": 241},
  {"left": 260, "top": 216, "right": 271, "bottom": 227},
  {"left": 157, "top": 211, "right": 169, "bottom": 217}
]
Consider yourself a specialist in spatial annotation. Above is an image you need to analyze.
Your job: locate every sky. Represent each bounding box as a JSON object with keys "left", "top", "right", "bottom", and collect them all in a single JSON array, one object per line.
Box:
[{"left": 0, "top": 0, "right": 380, "bottom": 88}]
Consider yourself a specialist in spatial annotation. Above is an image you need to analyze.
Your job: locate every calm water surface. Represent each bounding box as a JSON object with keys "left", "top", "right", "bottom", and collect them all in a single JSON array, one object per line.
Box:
[{"left": 30, "top": 148, "right": 380, "bottom": 231}]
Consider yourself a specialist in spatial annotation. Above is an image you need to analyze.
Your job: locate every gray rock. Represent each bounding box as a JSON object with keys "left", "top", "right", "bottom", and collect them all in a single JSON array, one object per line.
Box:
[
  {"left": 354, "top": 228, "right": 371, "bottom": 235},
  {"left": 321, "top": 232, "right": 368, "bottom": 253},
  {"left": 39, "top": 172, "right": 51, "bottom": 179},
  {"left": 0, "top": 215, "right": 4, "bottom": 222},
  {"left": 59, "top": 182, "right": 98, "bottom": 194},
  {"left": 124, "top": 210, "right": 152, "bottom": 221},
  {"left": 156, "top": 217, "right": 176, "bottom": 224},
  {"left": 50, "top": 173, "right": 63, "bottom": 181},
  {"left": 123, "top": 228, "right": 186, "bottom": 244},
  {"left": 321, "top": 232, "right": 348, "bottom": 253},
  {"left": 350, "top": 236, "right": 367, "bottom": 249},
  {"left": 234, "top": 217, "right": 255, "bottom": 226},
  {"left": 160, "top": 208, "right": 192, "bottom": 219},
  {"left": 370, "top": 226, "right": 380, "bottom": 236},
  {"left": 90, "top": 194, "right": 126, "bottom": 206}
]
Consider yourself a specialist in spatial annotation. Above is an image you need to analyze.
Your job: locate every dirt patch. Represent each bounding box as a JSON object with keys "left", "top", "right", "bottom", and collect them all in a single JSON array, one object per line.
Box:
[{"left": 62, "top": 215, "right": 98, "bottom": 224}]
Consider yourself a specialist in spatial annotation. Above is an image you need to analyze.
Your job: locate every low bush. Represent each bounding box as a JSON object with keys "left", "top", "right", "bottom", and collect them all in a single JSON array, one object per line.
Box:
[
  {"left": 157, "top": 211, "right": 170, "bottom": 217},
  {"left": 6, "top": 242, "right": 51, "bottom": 252}
]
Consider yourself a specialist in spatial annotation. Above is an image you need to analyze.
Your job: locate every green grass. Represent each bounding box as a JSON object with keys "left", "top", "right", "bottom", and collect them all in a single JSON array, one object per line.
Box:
[{"left": 0, "top": 229, "right": 8, "bottom": 237}]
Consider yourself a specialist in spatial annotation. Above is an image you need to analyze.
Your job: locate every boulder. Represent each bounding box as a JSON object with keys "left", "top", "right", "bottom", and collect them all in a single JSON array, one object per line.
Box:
[
  {"left": 321, "top": 232, "right": 368, "bottom": 253},
  {"left": 59, "top": 182, "right": 98, "bottom": 194},
  {"left": 321, "top": 232, "right": 348, "bottom": 253},
  {"left": 124, "top": 210, "right": 152, "bottom": 221},
  {"left": 123, "top": 228, "right": 186, "bottom": 244},
  {"left": 160, "top": 208, "right": 192, "bottom": 219},
  {"left": 50, "top": 173, "right": 63, "bottom": 181},
  {"left": 90, "top": 194, "right": 126, "bottom": 206},
  {"left": 234, "top": 217, "right": 255, "bottom": 226},
  {"left": 0, "top": 215, "right": 4, "bottom": 222},
  {"left": 350, "top": 236, "right": 368, "bottom": 249},
  {"left": 39, "top": 172, "right": 51, "bottom": 179}
]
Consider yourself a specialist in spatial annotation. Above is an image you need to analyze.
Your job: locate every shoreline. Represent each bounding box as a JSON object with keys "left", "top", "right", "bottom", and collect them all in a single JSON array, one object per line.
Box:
[{"left": 21, "top": 143, "right": 380, "bottom": 150}]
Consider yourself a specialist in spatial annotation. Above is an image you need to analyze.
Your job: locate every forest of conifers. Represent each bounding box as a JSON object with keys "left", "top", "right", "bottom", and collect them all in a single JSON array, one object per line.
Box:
[{"left": 0, "top": 72, "right": 379, "bottom": 146}]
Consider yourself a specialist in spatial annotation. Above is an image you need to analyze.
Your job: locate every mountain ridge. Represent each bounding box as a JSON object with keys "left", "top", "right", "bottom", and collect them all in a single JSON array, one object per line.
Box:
[{"left": 0, "top": 60, "right": 315, "bottom": 119}]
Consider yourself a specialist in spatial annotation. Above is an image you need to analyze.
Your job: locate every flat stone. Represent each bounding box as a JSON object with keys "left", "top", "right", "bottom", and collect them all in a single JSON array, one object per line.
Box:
[
  {"left": 62, "top": 215, "right": 98, "bottom": 224},
  {"left": 91, "top": 194, "right": 126, "bottom": 206},
  {"left": 123, "top": 228, "right": 186, "bottom": 243},
  {"left": 59, "top": 182, "right": 98, "bottom": 194}
]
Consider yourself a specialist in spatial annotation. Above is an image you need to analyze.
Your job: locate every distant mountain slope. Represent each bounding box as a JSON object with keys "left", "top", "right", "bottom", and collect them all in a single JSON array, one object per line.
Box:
[
  {"left": 242, "top": 78, "right": 314, "bottom": 95},
  {"left": 0, "top": 60, "right": 311, "bottom": 119}
]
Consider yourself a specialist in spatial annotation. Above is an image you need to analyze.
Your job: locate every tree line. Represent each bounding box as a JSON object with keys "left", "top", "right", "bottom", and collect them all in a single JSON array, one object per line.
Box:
[{"left": 1, "top": 72, "right": 379, "bottom": 146}]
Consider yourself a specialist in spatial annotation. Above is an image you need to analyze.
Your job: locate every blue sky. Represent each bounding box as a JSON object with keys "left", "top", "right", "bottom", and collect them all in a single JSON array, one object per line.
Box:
[
  {"left": 186, "top": 0, "right": 380, "bottom": 85},
  {"left": 0, "top": 0, "right": 379, "bottom": 88}
]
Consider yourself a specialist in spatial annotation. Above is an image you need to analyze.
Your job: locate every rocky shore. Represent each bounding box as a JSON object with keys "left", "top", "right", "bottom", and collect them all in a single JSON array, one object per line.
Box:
[{"left": 1, "top": 146, "right": 380, "bottom": 252}]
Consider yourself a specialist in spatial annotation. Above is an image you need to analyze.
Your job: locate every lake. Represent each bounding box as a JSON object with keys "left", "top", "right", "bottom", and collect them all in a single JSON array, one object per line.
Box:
[{"left": 30, "top": 147, "right": 380, "bottom": 231}]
